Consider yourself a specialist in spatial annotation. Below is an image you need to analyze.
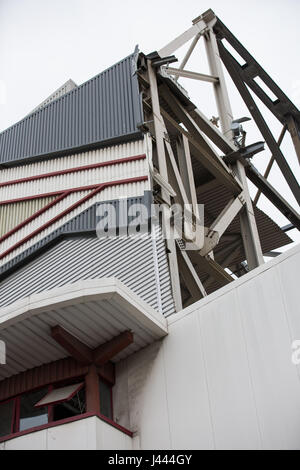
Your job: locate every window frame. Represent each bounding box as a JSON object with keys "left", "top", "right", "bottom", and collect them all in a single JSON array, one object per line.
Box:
[
  {"left": 0, "top": 372, "right": 132, "bottom": 442},
  {"left": 0, "top": 376, "right": 86, "bottom": 438}
]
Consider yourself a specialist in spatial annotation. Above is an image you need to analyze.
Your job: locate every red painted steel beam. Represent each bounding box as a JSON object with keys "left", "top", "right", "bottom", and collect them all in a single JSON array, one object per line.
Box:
[
  {"left": 0, "top": 184, "right": 105, "bottom": 206},
  {"left": 0, "top": 175, "right": 148, "bottom": 260},
  {"left": 51, "top": 326, "right": 132, "bottom": 376},
  {"left": 0, "top": 192, "right": 71, "bottom": 244},
  {"left": 0, "top": 184, "right": 105, "bottom": 260},
  {"left": 93, "top": 331, "right": 134, "bottom": 366},
  {"left": 0, "top": 175, "right": 148, "bottom": 206},
  {"left": 85, "top": 364, "right": 101, "bottom": 414},
  {"left": 0, "top": 154, "right": 146, "bottom": 188},
  {"left": 51, "top": 325, "right": 93, "bottom": 366}
]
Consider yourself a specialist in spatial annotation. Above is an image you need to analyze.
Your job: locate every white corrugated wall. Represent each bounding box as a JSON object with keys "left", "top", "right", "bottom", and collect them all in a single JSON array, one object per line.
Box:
[
  {"left": 0, "top": 141, "right": 145, "bottom": 183},
  {"left": 0, "top": 197, "right": 55, "bottom": 236},
  {"left": 0, "top": 139, "right": 151, "bottom": 265},
  {"left": 0, "top": 158, "right": 148, "bottom": 200}
]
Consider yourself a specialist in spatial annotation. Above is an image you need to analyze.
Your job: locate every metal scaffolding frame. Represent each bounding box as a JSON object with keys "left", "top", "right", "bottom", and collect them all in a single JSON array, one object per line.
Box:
[{"left": 136, "top": 9, "right": 300, "bottom": 310}]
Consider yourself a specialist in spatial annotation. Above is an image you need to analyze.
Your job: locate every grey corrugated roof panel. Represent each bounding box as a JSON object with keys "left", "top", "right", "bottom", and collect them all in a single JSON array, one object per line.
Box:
[
  {"left": 0, "top": 52, "right": 144, "bottom": 167},
  {"left": 0, "top": 192, "right": 153, "bottom": 280}
]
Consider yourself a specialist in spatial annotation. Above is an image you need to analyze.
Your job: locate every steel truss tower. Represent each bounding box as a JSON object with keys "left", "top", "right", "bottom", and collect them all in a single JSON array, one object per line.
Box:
[{"left": 136, "top": 8, "right": 300, "bottom": 310}]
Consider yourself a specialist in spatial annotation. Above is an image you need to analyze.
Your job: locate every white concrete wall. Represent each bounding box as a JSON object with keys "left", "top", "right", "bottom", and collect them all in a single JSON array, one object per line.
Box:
[
  {"left": 113, "top": 244, "right": 300, "bottom": 450},
  {"left": 0, "top": 417, "right": 133, "bottom": 450},
  {"left": 2, "top": 244, "right": 300, "bottom": 450}
]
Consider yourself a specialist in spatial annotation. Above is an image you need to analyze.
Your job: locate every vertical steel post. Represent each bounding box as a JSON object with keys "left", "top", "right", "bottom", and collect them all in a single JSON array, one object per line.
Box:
[
  {"left": 147, "top": 61, "right": 183, "bottom": 311},
  {"left": 204, "top": 27, "right": 264, "bottom": 269},
  {"left": 85, "top": 364, "right": 100, "bottom": 414}
]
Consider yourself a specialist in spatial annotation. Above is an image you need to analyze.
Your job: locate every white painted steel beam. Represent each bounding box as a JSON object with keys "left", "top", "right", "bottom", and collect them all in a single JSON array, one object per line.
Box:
[
  {"left": 204, "top": 26, "right": 264, "bottom": 269},
  {"left": 178, "top": 249, "right": 207, "bottom": 299},
  {"left": 147, "top": 61, "right": 183, "bottom": 311},
  {"left": 165, "top": 67, "right": 219, "bottom": 83},
  {"left": 204, "top": 29, "right": 234, "bottom": 139},
  {"left": 159, "top": 89, "right": 242, "bottom": 194},
  {"left": 175, "top": 136, "right": 203, "bottom": 250},
  {"left": 158, "top": 19, "right": 207, "bottom": 58},
  {"left": 175, "top": 33, "right": 201, "bottom": 82},
  {"left": 199, "top": 194, "right": 244, "bottom": 257},
  {"left": 210, "top": 194, "right": 245, "bottom": 239}
]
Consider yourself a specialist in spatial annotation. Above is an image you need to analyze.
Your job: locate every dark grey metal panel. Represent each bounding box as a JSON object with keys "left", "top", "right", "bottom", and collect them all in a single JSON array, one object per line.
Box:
[{"left": 0, "top": 53, "right": 143, "bottom": 166}]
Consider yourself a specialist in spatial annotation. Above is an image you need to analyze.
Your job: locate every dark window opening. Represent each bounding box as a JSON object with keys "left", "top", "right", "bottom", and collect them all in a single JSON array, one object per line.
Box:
[
  {"left": 99, "top": 378, "right": 112, "bottom": 420},
  {"left": 52, "top": 386, "right": 86, "bottom": 421},
  {"left": 19, "top": 388, "right": 48, "bottom": 432},
  {"left": 0, "top": 401, "right": 14, "bottom": 437}
]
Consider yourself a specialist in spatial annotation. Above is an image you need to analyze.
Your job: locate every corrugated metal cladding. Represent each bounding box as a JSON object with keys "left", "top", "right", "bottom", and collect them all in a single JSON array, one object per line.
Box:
[
  {"left": 0, "top": 198, "right": 56, "bottom": 237},
  {"left": 0, "top": 180, "right": 149, "bottom": 265},
  {"left": 0, "top": 195, "right": 151, "bottom": 276},
  {"left": 0, "top": 140, "right": 149, "bottom": 265},
  {"left": 0, "top": 140, "right": 145, "bottom": 183},
  {"left": 0, "top": 194, "right": 175, "bottom": 317},
  {"left": 0, "top": 235, "right": 175, "bottom": 318},
  {"left": 0, "top": 52, "right": 143, "bottom": 166},
  {"left": 0, "top": 157, "right": 148, "bottom": 201}
]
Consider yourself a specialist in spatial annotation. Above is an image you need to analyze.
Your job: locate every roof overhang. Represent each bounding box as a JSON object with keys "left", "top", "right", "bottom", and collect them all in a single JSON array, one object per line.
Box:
[{"left": 0, "top": 278, "right": 168, "bottom": 380}]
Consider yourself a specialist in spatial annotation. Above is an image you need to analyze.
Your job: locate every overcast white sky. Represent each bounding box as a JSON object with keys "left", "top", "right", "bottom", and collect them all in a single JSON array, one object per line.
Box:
[{"left": 0, "top": 0, "right": 299, "bottom": 249}]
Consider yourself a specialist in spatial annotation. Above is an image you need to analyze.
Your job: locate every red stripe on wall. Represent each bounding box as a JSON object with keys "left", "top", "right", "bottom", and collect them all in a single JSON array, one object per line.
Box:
[
  {"left": 0, "top": 186, "right": 98, "bottom": 206},
  {"left": 0, "top": 154, "right": 146, "bottom": 188},
  {"left": 0, "top": 175, "right": 148, "bottom": 260}
]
